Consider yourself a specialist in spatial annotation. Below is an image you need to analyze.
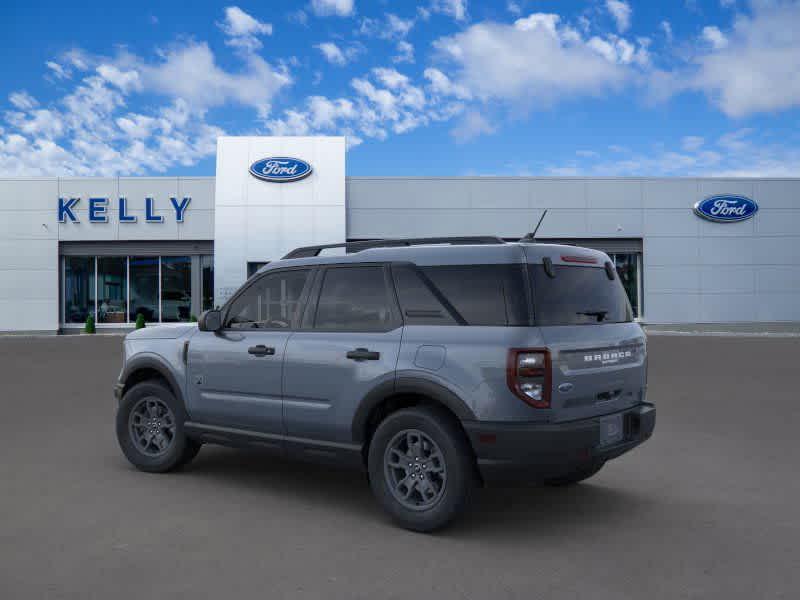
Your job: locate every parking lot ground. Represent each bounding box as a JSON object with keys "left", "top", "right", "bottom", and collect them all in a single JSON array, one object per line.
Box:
[{"left": 1, "top": 334, "right": 799, "bottom": 599}]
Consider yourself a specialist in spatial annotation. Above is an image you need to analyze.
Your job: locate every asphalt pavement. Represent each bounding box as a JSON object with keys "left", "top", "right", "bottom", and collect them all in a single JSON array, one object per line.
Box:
[{"left": 0, "top": 333, "right": 798, "bottom": 599}]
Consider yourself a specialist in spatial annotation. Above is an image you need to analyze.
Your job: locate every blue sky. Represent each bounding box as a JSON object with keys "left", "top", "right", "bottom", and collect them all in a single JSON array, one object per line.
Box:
[{"left": 1, "top": 0, "right": 798, "bottom": 177}]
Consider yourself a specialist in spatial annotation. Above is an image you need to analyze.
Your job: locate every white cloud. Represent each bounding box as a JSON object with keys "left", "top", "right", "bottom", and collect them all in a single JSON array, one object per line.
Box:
[
  {"left": 546, "top": 128, "right": 800, "bottom": 177},
  {"left": 45, "top": 61, "right": 71, "bottom": 80},
  {"left": 430, "top": 0, "right": 468, "bottom": 21},
  {"left": 139, "top": 42, "right": 290, "bottom": 116},
  {"left": 9, "top": 91, "right": 38, "bottom": 111},
  {"left": 507, "top": 2, "right": 522, "bottom": 16},
  {"left": 606, "top": 0, "right": 632, "bottom": 33},
  {"left": 359, "top": 13, "right": 415, "bottom": 41},
  {"left": 423, "top": 67, "right": 472, "bottom": 100},
  {"left": 310, "top": 0, "right": 354, "bottom": 17},
  {"left": 0, "top": 32, "right": 288, "bottom": 175},
  {"left": 266, "top": 66, "right": 463, "bottom": 144},
  {"left": 660, "top": 20, "right": 673, "bottom": 43},
  {"left": 701, "top": 25, "right": 728, "bottom": 49},
  {"left": 393, "top": 41, "right": 415, "bottom": 63},
  {"left": 451, "top": 110, "right": 496, "bottom": 142},
  {"left": 690, "top": 1, "right": 800, "bottom": 116},
  {"left": 386, "top": 14, "right": 414, "bottom": 38},
  {"left": 681, "top": 135, "right": 705, "bottom": 152},
  {"left": 432, "top": 13, "right": 640, "bottom": 108},
  {"left": 218, "top": 6, "right": 272, "bottom": 51},
  {"left": 314, "top": 42, "right": 362, "bottom": 66},
  {"left": 720, "top": 0, "right": 736, "bottom": 7}
]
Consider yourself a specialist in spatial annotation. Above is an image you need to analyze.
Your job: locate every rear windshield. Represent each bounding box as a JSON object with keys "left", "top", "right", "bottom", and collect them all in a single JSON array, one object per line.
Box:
[{"left": 530, "top": 265, "right": 633, "bottom": 326}]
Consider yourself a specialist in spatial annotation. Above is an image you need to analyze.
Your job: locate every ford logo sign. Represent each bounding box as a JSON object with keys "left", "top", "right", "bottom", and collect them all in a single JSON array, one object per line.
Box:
[
  {"left": 693, "top": 195, "right": 758, "bottom": 223},
  {"left": 249, "top": 157, "right": 312, "bottom": 183}
]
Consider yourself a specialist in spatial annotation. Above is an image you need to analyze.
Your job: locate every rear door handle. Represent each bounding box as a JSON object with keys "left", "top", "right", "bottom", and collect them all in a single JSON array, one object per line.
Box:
[
  {"left": 346, "top": 348, "right": 380, "bottom": 361},
  {"left": 248, "top": 345, "right": 275, "bottom": 356}
]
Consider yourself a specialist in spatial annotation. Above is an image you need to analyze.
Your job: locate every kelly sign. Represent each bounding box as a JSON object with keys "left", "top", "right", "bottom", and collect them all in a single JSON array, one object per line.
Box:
[{"left": 58, "top": 197, "right": 191, "bottom": 223}]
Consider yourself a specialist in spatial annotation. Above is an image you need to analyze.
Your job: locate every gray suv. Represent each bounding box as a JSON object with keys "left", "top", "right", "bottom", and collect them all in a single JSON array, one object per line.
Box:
[{"left": 114, "top": 237, "right": 655, "bottom": 531}]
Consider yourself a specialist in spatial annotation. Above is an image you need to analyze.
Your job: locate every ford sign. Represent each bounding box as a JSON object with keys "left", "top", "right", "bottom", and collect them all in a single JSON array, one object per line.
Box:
[
  {"left": 249, "top": 157, "right": 312, "bottom": 183},
  {"left": 693, "top": 195, "right": 758, "bottom": 223}
]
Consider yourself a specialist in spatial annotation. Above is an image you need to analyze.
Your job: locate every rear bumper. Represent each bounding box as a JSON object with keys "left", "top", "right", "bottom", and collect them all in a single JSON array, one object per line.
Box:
[{"left": 463, "top": 403, "right": 655, "bottom": 484}]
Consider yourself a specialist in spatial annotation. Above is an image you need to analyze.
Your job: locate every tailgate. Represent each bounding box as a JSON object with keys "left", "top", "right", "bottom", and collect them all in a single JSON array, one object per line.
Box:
[{"left": 540, "top": 322, "right": 647, "bottom": 423}]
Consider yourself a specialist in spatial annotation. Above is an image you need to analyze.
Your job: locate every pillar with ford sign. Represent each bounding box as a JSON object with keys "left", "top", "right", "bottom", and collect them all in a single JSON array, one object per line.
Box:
[{"left": 212, "top": 136, "right": 346, "bottom": 306}]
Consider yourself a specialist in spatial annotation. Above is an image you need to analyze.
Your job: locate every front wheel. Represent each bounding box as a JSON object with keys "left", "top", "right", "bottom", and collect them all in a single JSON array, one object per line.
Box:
[
  {"left": 116, "top": 380, "right": 201, "bottom": 473},
  {"left": 368, "top": 406, "right": 476, "bottom": 532}
]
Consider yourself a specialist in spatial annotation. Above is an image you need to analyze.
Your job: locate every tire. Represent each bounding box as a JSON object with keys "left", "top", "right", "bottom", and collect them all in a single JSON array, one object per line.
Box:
[
  {"left": 543, "top": 461, "right": 605, "bottom": 486},
  {"left": 116, "top": 380, "right": 201, "bottom": 473},
  {"left": 368, "top": 406, "right": 476, "bottom": 532}
]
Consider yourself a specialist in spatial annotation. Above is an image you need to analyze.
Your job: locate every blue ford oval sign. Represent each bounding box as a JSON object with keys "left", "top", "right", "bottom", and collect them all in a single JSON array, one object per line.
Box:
[
  {"left": 249, "top": 157, "right": 312, "bottom": 183},
  {"left": 693, "top": 195, "right": 758, "bottom": 223}
]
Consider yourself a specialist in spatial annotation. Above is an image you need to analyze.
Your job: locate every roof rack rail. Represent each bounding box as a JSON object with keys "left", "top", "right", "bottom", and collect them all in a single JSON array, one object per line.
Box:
[{"left": 282, "top": 236, "right": 506, "bottom": 259}]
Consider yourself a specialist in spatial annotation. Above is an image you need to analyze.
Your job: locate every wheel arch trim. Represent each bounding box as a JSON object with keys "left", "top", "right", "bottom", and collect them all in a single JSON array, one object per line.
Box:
[
  {"left": 351, "top": 376, "right": 476, "bottom": 443},
  {"left": 119, "top": 354, "right": 184, "bottom": 406}
]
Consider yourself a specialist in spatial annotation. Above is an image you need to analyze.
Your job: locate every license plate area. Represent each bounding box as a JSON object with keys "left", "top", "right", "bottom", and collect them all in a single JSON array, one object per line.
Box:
[{"left": 598, "top": 413, "right": 624, "bottom": 447}]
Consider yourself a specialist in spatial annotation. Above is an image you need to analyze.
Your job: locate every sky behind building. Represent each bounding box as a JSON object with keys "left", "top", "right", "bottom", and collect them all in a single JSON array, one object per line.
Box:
[{"left": 1, "top": 0, "right": 798, "bottom": 177}]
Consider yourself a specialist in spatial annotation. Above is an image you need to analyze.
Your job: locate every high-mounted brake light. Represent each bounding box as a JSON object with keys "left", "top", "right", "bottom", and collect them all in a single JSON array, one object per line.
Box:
[
  {"left": 507, "top": 348, "right": 552, "bottom": 408},
  {"left": 561, "top": 255, "right": 597, "bottom": 264}
]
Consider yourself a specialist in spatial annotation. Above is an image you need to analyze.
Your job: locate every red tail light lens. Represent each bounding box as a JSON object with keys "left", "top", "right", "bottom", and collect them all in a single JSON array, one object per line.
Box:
[{"left": 507, "top": 348, "right": 551, "bottom": 408}]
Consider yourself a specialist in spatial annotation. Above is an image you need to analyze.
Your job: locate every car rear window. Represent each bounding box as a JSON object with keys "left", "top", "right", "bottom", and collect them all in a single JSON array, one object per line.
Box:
[
  {"left": 530, "top": 265, "right": 633, "bottom": 326},
  {"left": 393, "top": 264, "right": 528, "bottom": 326}
]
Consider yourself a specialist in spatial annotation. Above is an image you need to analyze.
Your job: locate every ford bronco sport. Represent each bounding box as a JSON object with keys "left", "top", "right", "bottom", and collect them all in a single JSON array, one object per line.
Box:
[{"left": 114, "top": 237, "right": 655, "bottom": 531}]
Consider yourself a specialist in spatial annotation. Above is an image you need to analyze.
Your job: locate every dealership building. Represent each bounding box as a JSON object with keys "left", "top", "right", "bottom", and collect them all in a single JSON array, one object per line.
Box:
[{"left": 0, "top": 135, "right": 798, "bottom": 334}]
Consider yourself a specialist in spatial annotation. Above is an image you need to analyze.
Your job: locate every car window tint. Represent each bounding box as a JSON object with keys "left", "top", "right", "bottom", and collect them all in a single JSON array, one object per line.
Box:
[
  {"left": 226, "top": 269, "right": 310, "bottom": 329},
  {"left": 314, "top": 266, "right": 394, "bottom": 331},
  {"left": 419, "top": 265, "right": 528, "bottom": 326},
  {"left": 392, "top": 265, "right": 458, "bottom": 325}
]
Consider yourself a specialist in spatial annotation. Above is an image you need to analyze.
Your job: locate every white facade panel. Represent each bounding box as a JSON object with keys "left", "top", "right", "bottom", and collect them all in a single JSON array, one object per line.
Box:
[{"left": 213, "top": 136, "right": 346, "bottom": 305}]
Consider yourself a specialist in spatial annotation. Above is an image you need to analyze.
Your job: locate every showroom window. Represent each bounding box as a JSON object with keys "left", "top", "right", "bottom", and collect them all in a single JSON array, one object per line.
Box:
[
  {"left": 64, "top": 256, "right": 95, "bottom": 324},
  {"left": 61, "top": 254, "right": 214, "bottom": 327}
]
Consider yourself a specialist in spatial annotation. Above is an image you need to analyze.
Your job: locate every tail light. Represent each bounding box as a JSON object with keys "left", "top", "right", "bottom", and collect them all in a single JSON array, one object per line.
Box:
[{"left": 507, "top": 348, "right": 552, "bottom": 408}]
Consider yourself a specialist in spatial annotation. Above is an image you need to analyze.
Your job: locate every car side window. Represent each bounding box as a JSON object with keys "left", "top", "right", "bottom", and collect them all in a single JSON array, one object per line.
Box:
[
  {"left": 225, "top": 269, "right": 311, "bottom": 329},
  {"left": 314, "top": 266, "right": 395, "bottom": 331}
]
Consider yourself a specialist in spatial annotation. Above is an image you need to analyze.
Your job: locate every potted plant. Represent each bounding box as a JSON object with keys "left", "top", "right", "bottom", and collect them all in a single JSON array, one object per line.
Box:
[
  {"left": 84, "top": 315, "right": 95, "bottom": 334},
  {"left": 135, "top": 313, "right": 146, "bottom": 329}
]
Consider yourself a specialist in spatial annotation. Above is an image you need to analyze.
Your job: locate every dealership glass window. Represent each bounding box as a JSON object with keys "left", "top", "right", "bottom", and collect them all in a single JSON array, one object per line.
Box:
[
  {"left": 97, "top": 257, "right": 127, "bottom": 324},
  {"left": 201, "top": 255, "right": 214, "bottom": 311},
  {"left": 129, "top": 256, "right": 159, "bottom": 322},
  {"left": 247, "top": 261, "right": 269, "bottom": 278},
  {"left": 64, "top": 256, "right": 95, "bottom": 324},
  {"left": 161, "top": 256, "right": 191, "bottom": 322},
  {"left": 607, "top": 253, "right": 641, "bottom": 318},
  {"left": 62, "top": 253, "right": 215, "bottom": 326}
]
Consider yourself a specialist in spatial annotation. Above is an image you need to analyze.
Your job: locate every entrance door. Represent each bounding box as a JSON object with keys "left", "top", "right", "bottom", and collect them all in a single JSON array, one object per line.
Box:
[{"left": 186, "top": 267, "right": 313, "bottom": 434}]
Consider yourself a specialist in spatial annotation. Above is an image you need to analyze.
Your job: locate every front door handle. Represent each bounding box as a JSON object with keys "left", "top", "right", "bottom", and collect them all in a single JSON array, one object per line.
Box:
[
  {"left": 248, "top": 345, "right": 275, "bottom": 356},
  {"left": 346, "top": 348, "right": 380, "bottom": 361}
]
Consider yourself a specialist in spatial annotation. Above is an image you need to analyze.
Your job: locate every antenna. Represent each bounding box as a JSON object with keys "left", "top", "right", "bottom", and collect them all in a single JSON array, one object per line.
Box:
[{"left": 520, "top": 209, "right": 548, "bottom": 242}]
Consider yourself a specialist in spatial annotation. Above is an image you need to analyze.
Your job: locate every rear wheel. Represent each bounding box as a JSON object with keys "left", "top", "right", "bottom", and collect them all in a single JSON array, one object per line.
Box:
[
  {"left": 368, "top": 406, "right": 475, "bottom": 532},
  {"left": 116, "top": 380, "right": 201, "bottom": 473},
  {"left": 543, "top": 461, "right": 605, "bottom": 486}
]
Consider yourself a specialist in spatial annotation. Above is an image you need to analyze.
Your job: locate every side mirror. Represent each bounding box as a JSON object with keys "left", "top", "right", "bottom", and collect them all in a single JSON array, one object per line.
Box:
[{"left": 198, "top": 309, "right": 222, "bottom": 332}]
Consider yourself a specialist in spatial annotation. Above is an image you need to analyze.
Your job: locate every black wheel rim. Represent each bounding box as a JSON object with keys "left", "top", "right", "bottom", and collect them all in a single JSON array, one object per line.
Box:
[
  {"left": 384, "top": 429, "right": 447, "bottom": 511},
  {"left": 128, "top": 397, "right": 177, "bottom": 457}
]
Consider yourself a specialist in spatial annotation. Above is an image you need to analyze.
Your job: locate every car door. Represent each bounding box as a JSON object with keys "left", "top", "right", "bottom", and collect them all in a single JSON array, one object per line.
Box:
[
  {"left": 186, "top": 267, "right": 314, "bottom": 435},
  {"left": 283, "top": 264, "right": 402, "bottom": 444}
]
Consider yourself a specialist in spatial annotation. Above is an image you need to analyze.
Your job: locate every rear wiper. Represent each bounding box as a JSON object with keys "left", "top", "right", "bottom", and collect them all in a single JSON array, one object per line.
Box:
[{"left": 577, "top": 310, "right": 608, "bottom": 322}]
